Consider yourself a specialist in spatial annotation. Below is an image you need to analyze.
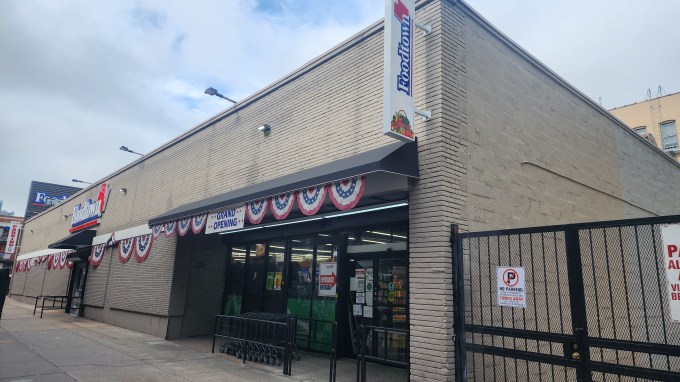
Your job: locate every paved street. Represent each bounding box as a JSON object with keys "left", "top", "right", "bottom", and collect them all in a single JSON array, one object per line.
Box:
[{"left": 0, "top": 298, "right": 405, "bottom": 382}]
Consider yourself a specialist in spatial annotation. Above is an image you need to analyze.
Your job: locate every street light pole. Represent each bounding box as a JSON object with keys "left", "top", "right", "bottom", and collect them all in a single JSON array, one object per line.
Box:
[
  {"left": 119, "top": 146, "right": 144, "bottom": 156},
  {"left": 72, "top": 179, "right": 92, "bottom": 185},
  {"left": 204, "top": 87, "right": 237, "bottom": 104}
]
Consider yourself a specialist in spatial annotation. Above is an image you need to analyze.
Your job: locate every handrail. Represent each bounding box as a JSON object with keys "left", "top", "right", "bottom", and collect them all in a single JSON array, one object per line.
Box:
[
  {"left": 329, "top": 321, "right": 338, "bottom": 382},
  {"left": 33, "top": 295, "right": 68, "bottom": 318},
  {"left": 357, "top": 325, "right": 409, "bottom": 382}
]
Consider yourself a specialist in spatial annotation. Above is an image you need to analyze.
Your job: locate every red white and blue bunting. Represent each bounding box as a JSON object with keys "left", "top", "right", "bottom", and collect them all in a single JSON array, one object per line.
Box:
[
  {"left": 118, "top": 238, "right": 135, "bottom": 264},
  {"left": 134, "top": 234, "right": 153, "bottom": 263},
  {"left": 191, "top": 213, "right": 208, "bottom": 234},
  {"left": 90, "top": 244, "right": 106, "bottom": 267},
  {"left": 164, "top": 221, "right": 176, "bottom": 237},
  {"left": 246, "top": 199, "right": 268, "bottom": 224},
  {"left": 58, "top": 253, "right": 67, "bottom": 269},
  {"left": 177, "top": 217, "right": 191, "bottom": 236},
  {"left": 328, "top": 176, "right": 365, "bottom": 211},
  {"left": 150, "top": 176, "right": 367, "bottom": 235},
  {"left": 152, "top": 224, "right": 163, "bottom": 239},
  {"left": 270, "top": 193, "right": 296, "bottom": 220},
  {"left": 297, "top": 185, "right": 328, "bottom": 216}
]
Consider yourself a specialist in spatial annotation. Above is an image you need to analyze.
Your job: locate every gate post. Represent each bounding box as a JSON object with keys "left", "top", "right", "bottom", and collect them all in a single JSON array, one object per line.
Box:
[
  {"left": 451, "top": 224, "right": 466, "bottom": 382},
  {"left": 564, "top": 227, "right": 592, "bottom": 381}
]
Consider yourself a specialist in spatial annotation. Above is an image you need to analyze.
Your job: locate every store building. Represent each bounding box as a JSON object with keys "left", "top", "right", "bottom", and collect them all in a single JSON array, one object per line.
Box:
[{"left": 9, "top": 0, "right": 680, "bottom": 380}]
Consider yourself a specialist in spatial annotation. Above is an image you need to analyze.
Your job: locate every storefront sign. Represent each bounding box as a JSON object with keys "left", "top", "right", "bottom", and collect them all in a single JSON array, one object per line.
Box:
[
  {"left": 383, "top": 0, "right": 415, "bottom": 142},
  {"left": 497, "top": 267, "right": 526, "bottom": 308},
  {"left": 319, "top": 263, "right": 338, "bottom": 297},
  {"left": 205, "top": 206, "right": 245, "bottom": 234},
  {"left": 660, "top": 225, "right": 680, "bottom": 321},
  {"left": 5, "top": 221, "right": 22, "bottom": 254},
  {"left": 33, "top": 192, "right": 69, "bottom": 207},
  {"left": 70, "top": 183, "right": 110, "bottom": 233}
]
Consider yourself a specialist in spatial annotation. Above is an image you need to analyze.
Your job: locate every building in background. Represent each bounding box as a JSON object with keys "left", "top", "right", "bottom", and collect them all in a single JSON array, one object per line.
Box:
[
  {"left": 0, "top": 216, "right": 24, "bottom": 270},
  {"left": 609, "top": 89, "right": 680, "bottom": 161},
  {"left": 24, "top": 181, "right": 81, "bottom": 219}
]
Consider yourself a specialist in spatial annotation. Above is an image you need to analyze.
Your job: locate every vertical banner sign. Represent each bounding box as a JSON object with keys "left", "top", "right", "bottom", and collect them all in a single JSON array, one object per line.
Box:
[
  {"left": 319, "top": 263, "right": 338, "bottom": 297},
  {"left": 383, "top": 0, "right": 415, "bottom": 141},
  {"left": 5, "top": 221, "right": 21, "bottom": 254},
  {"left": 497, "top": 267, "right": 526, "bottom": 308},
  {"left": 660, "top": 224, "right": 680, "bottom": 322}
]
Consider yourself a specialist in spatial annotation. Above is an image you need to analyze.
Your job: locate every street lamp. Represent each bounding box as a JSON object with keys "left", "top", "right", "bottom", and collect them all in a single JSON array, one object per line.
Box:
[
  {"left": 119, "top": 146, "right": 144, "bottom": 156},
  {"left": 72, "top": 179, "right": 92, "bottom": 184},
  {"left": 204, "top": 87, "right": 237, "bottom": 104}
]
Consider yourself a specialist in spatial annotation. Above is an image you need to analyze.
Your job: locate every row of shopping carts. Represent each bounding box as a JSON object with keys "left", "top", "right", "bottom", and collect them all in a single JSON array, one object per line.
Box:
[{"left": 212, "top": 312, "right": 298, "bottom": 375}]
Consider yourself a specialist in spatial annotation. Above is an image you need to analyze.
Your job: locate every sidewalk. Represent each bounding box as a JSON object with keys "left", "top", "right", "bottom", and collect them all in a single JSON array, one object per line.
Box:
[{"left": 0, "top": 298, "right": 406, "bottom": 382}]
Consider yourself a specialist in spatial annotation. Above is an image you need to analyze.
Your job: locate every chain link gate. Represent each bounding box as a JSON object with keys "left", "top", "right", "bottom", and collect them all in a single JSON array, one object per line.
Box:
[{"left": 452, "top": 215, "right": 680, "bottom": 382}]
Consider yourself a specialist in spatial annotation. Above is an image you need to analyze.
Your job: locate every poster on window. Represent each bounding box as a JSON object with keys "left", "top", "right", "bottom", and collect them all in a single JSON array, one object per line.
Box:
[{"left": 319, "top": 263, "right": 338, "bottom": 297}]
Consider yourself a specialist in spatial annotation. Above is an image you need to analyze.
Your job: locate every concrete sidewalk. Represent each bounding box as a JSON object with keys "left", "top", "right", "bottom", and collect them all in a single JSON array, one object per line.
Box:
[{"left": 0, "top": 298, "right": 406, "bottom": 382}]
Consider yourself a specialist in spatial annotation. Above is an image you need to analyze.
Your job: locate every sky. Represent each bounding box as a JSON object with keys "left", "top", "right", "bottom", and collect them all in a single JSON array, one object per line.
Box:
[{"left": 0, "top": 0, "right": 678, "bottom": 216}]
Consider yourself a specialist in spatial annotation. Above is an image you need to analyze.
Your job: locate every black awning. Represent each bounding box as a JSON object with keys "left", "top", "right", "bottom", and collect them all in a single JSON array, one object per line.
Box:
[
  {"left": 149, "top": 141, "right": 418, "bottom": 225},
  {"left": 48, "top": 229, "right": 96, "bottom": 249}
]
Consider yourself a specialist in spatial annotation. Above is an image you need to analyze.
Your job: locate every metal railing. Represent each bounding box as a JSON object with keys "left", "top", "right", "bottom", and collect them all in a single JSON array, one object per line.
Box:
[
  {"left": 356, "top": 325, "right": 409, "bottom": 381},
  {"left": 33, "top": 295, "right": 68, "bottom": 318},
  {"left": 329, "top": 321, "right": 338, "bottom": 382},
  {"left": 212, "top": 314, "right": 295, "bottom": 375}
]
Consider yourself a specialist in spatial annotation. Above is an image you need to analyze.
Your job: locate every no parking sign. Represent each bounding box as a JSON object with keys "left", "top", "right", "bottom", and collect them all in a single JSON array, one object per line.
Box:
[{"left": 497, "top": 267, "right": 526, "bottom": 308}]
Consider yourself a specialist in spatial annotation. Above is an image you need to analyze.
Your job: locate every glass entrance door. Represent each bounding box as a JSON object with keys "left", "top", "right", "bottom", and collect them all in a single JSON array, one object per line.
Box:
[
  {"left": 347, "top": 254, "right": 408, "bottom": 363},
  {"left": 69, "top": 262, "right": 87, "bottom": 316}
]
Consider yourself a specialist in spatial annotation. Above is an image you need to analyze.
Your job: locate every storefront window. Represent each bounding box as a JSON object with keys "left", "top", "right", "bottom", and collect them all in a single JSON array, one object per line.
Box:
[
  {"left": 311, "top": 233, "right": 337, "bottom": 352},
  {"left": 288, "top": 236, "right": 315, "bottom": 348},
  {"left": 263, "top": 240, "right": 286, "bottom": 313},
  {"left": 223, "top": 245, "right": 246, "bottom": 315}
]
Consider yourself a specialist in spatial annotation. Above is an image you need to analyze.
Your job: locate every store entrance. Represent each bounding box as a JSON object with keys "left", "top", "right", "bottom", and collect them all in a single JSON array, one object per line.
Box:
[
  {"left": 342, "top": 251, "right": 408, "bottom": 364},
  {"left": 68, "top": 261, "right": 88, "bottom": 316}
]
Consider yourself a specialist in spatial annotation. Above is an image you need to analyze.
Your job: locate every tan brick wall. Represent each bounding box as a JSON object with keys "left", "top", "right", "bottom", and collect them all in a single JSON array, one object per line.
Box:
[{"left": 83, "top": 247, "right": 114, "bottom": 307}]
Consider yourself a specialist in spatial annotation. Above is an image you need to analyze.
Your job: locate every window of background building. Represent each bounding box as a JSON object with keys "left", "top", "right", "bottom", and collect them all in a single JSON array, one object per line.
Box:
[
  {"left": 634, "top": 126, "right": 647, "bottom": 135},
  {"left": 660, "top": 121, "right": 677, "bottom": 150}
]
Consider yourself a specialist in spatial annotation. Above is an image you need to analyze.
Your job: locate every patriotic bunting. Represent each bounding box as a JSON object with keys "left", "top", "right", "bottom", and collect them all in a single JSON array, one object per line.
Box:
[
  {"left": 66, "top": 260, "right": 73, "bottom": 269},
  {"left": 297, "top": 185, "right": 328, "bottom": 216},
  {"left": 46, "top": 255, "right": 53, "bottom": 270},
  {"left": 91, "top": 244, "right": 106, "bottom": 267},
  {"left": 270, "top": 193, "right": 296, "bottom": 220},
  {"left": 152, "top": 224, "right": 163, "bottom": 239},
  {"left": 328, "top": 176, "right": 365, "bottom": 211},
  {"left": 134, "top": 234, "right": 153, "bottom": 263},
  {"left": 59, "top": 253, "right": 67, "bottom": 269},
  {"left": 118, "top": 238, "right": 135, "bottom": 264},
  {"left": 164, "top": 221, "right": 176, "bottom": 237},
  {"left": 191, "top": 213, "right": 208, "bottom": 234},
  {"left": 246, "top": 199, "right": 268, "bottom": 224},
  {"left": 177, "top": 217, "right": 191, "bottom": 236}
]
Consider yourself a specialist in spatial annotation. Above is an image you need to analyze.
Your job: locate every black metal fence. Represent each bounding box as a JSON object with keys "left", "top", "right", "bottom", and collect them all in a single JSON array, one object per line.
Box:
[
  {"left": 212, "top": 313, "right": 295, "bottom": 375},
  {"left": 33, "top": 295, "right": 68, "bottom": 318},
  {"left": 452, "top": 215, "right": 680, "bottom": 381},
  {"left": 356, "top": 325, "right": 409, "bottom": 382}
]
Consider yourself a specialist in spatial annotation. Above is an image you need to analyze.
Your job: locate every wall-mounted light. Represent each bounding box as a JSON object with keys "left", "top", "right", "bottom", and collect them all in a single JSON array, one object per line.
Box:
[
  {"left": 204, "top": 87, "right": 237, "bottom": 104},
  {"left": 72, "top": 178, "right": 92, "bottom": 184},
  {"left": 63, "top": 214, "right": 70, "bottom": 220},
  {"left": 28, "top": 229, "right": 34, "bottom": 234},
  {"left": 119, "top": 146, "right": 144, "bottom": 156},
  {"left": 258, "top": 124, "right": 272, "bottom": 135},
  {"left": 119, "top": 188, "right": 128, "bottom": 195}
]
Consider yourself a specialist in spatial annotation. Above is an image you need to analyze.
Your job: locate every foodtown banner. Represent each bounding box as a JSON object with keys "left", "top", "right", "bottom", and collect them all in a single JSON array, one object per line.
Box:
[{"left": 383, "top": 0, "right": 415, "bottom": 142}]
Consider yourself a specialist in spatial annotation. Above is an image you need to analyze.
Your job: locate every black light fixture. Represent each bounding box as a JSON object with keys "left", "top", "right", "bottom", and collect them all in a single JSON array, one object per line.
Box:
[
  {"left": 119, "top": 146, "right": 144, "bottom": 156},
  {"left": 204, "top": 87, "right": 237, "bottom": 104},
  {"left": 72, "top": 179, "right": 92, "bottom": 184}
]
